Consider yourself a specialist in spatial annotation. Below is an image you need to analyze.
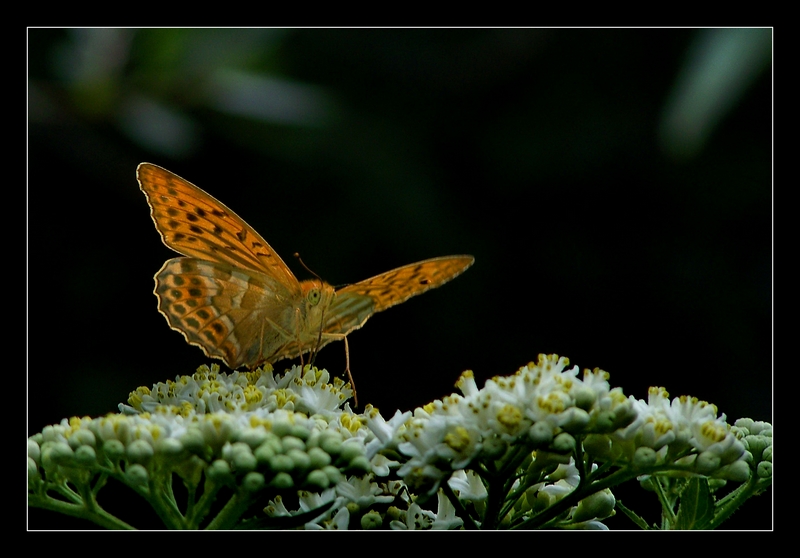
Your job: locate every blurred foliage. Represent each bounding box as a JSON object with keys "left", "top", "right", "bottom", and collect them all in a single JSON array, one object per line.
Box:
[{"left": 28, "top": 28, "right": 771, "bottom": 530}]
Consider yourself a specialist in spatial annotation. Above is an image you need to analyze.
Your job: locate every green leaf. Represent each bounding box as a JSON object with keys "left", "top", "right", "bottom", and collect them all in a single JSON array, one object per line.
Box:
[{"left": 673, "top": 478, "right": 715, "bottom": 530}]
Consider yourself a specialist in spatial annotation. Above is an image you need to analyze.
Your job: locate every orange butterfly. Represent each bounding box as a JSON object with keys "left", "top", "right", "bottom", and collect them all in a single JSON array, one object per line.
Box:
[{"left": 138, "top": 163, "right": 474, "bottom": 388}]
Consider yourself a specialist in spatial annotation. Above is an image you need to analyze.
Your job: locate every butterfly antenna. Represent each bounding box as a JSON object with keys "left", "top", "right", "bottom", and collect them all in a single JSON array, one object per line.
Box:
[{"left": 294, "top": 252, "right": 322, "bottom": 281}]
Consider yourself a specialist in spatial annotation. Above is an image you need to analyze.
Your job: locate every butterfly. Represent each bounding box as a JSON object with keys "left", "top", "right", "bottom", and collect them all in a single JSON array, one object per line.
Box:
[{"left": 137, "top": 162, "right": 474, "bottom": 387}]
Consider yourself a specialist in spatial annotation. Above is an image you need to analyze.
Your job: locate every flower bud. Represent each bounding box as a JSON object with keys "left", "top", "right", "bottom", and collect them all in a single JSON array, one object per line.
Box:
[{"left": 361, "top": 510, "right": 383, "bottom": 529}]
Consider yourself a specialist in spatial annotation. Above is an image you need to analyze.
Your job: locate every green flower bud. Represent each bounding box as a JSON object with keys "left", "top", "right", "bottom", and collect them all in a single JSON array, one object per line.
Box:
[
  {"left": 127, "top": 439, "right": 154, "bottom": 465},
  {"left": 361, "top": 510, "right": 383, "bottom": 530},
  {"left": 347, "top": 455, "right": 371, "bottom": 474},
  {"left": 255, "top": 442, "right": 277, "bottom": 464},
  {"left": 714, "top": 460, "right": 751, "bottom": 482},
  {"left": 528, "top": 422, "right": 554, "bottom": 446},
  {"left": 102, "top": 439, "right": 125, "bottom": 461},
  {"left": 28, "top": 439, "right": 41, "bottom": 464},
  {"left": 49, "top": 442, "right": 75, "bottom": 467},
  {"left": 583, "top": 434, "right": 611, "bottom": 459},
  {"left": 155, "top": 437, "right": 184, "bottom": 458},
  {"left": 180, "top": 429, "right": 206, "bottom": 455},
  {"left": 287, "top": 448, "right": 310, "bottom": 471},
  {"left": 734, "top": 418, "right": 754, "bottom": 432},
  {"left": 633, "top": 447, "right": 657, "bottom": 469},
  {"left": 611, "top": 403, "right": 638, "bottom": 430},
  {"left": 28, "top": 457, "right": 40, "bottom": 486},
  {"left": 69, "top": 429, "right": 97, "bottom": 449},
  {"left": 241, "top": 472, "right": 265, "bottom": 493},
  {"left": 319, "top": 431, "right": 343, "bottom": 455},
  {"left": 271, "top": 420, "right": 293, "bottom": 438},
  {"left": 41, "top": 425, "right": 58, "bottom": 443},
  {"left": 751, "top": 421, "right": 772, "bottom": 436},
  {"left": 303, "top": 469, "right": 330, "bottom": 491},
  {"left": 717, "top": 441, "right": 746, "bottom": 465},
  {"left": 281, "top": 436, "right": 306, "bottom": 453},
  {"left": 386, "top": 506, "right": 403, "bottom": 522},
  {"left": 235, "top": 428, "right": 268, "bottom": 449},
  {"left": 290, "top": 425, "right": 311, "bottom": 441},
  {"left": 232, "top": 449, "right": 258, "bottom": 473},
  {"left": 573, "top": 489, "right": 616, "bottom": 523},
  {"left": 269, "top": 454, "right": 295, "bottom": 474},
  {"left": 532, "top": 489, "right": 552, "bottom": 513},
  {"left": 593, "top": 411, "right": 617, "bottom": 433},
  {"left": 207, "top": 459, "right": 234, "bottom": 483},
  {"left": 552, "top": 432, "right": 576, "bottom": 453},
  {"left": 125, "top": 463, "right": 149, "bottom": 487},
  {"left": 308, "top": 447, "right": 332, "bottom": 469},
  {"left": 560, "top": 409, "right": 590, "bottom": 433},
  {"left": 270, "top": 472, "right": 294, "bottom": 489},
  {"left": 573, "top": 386, "right": 596, "bottom": 411},
  {"left": 74, "top": 445, "right": 97, "bottom": 466},
  {"left": 708, "top": 478, "right": 728, "bottom": 491},
  {"left": 322, "top": 465, "right": 343, "bottom": 485},
  {"left": 339, "top": 441, "right": 365, "bottom": 463},
  {"left": 744, "top": 435, "right": 770, "bottom": 462},
  {"left": 695, "top": 451, "right": 721, "bottom": 474}
]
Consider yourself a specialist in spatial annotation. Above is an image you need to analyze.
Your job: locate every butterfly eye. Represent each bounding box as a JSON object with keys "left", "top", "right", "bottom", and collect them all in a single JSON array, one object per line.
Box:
[{"left": 307, "top": 288, "right": 321, "bottom": 306}]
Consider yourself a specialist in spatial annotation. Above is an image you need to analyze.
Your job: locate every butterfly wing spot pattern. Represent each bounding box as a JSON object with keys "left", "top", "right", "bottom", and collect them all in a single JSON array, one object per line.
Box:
[{"left": 138, "top": 162, "right": 474, "bottom": 390}]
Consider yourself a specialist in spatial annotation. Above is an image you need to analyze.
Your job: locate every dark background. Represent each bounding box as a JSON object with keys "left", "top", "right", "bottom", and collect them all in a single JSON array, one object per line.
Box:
[{"left": 28, "top": 28, "right": 772, "bottom": 530}]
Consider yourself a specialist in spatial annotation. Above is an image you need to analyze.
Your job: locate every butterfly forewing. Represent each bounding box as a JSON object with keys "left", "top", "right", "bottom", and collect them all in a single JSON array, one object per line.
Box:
[
  {"left": 137, "top": 163, "right": 299, "bottom": 288},
  {"left": 324, "top": 256, "right": 474, "bottom": 335}
]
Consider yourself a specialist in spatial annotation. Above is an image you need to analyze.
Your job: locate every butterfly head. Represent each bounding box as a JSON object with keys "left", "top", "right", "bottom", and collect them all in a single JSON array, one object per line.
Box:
[{"left": 301, "top": 279, "right": 336, "bottom": 310}]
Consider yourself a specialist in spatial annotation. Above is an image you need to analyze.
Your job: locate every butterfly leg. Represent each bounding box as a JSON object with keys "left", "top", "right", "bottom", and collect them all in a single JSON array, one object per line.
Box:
[
  {"left": 309, "top": 309, "right": 327, "bottom": 368},
  {"left": 291, "top": 307, "right": 308, "bottom": 370},
  {"left": 343, "top": 336, "right": 358, "bottom": 408}
]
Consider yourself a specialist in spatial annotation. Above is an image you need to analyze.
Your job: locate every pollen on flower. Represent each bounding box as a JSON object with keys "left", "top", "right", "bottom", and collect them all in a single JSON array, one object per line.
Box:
[
  {"left": 444, "top": 426, "right": 471, "bottom": 452},
  {"left": 649, "top": 386, "right": 670, "bottom": 401},
  {"left": 340, "top": 413, "right": 365, "bottom": 434},
  {"left": 700, "top": 421, "right": 728, "bottom": 444},
  {"left": 496, "top": 405, "right": 523, "bottom": 429},
  {"left": 244, "top": 385, "right": 263, "bottom": 406},
  {"left": 538, "top": 392, "right": 568, "bottom": 414}
]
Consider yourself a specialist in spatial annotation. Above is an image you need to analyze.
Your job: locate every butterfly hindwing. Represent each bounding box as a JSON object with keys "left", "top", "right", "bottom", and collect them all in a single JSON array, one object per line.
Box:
[{"left": 155, "top": 257, "right": 301, "bottom": 368}]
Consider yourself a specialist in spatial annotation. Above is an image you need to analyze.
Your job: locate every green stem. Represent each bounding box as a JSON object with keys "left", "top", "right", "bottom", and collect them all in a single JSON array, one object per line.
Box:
[
  {"left": 707, "top": 469, "right": 762, "bottom": 529},
  {"left": 513, "top": 465, "right": 641, "bottom": 529},
  {"left": 28, "top": 492, "right": 136, "bottom": 530},
  {"left": 186, "top": 480, "right": 223, "bottom": 529},
  {"left": 441, "top": 478, "right": 479, "bottom": 530},
  {"left": 205, "top": 490, "right": 255, "bottom": 530}
]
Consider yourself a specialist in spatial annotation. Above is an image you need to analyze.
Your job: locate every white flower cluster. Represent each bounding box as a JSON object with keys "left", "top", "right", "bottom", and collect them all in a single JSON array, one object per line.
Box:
[
  {"left": 28, "top": 365, "right": 374, "bottom": 529},
  {"left": 586, "top": 386, "right": 750, "bottom": 480},
  {"left": 29, "top": 356, "right": 762, "bottom": 530},
  {"left": 358, "top": 354, "right": 754, "bottom": 528},
  {"left": 363, "top": 354, "right": 636, "bottom": 491}
]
